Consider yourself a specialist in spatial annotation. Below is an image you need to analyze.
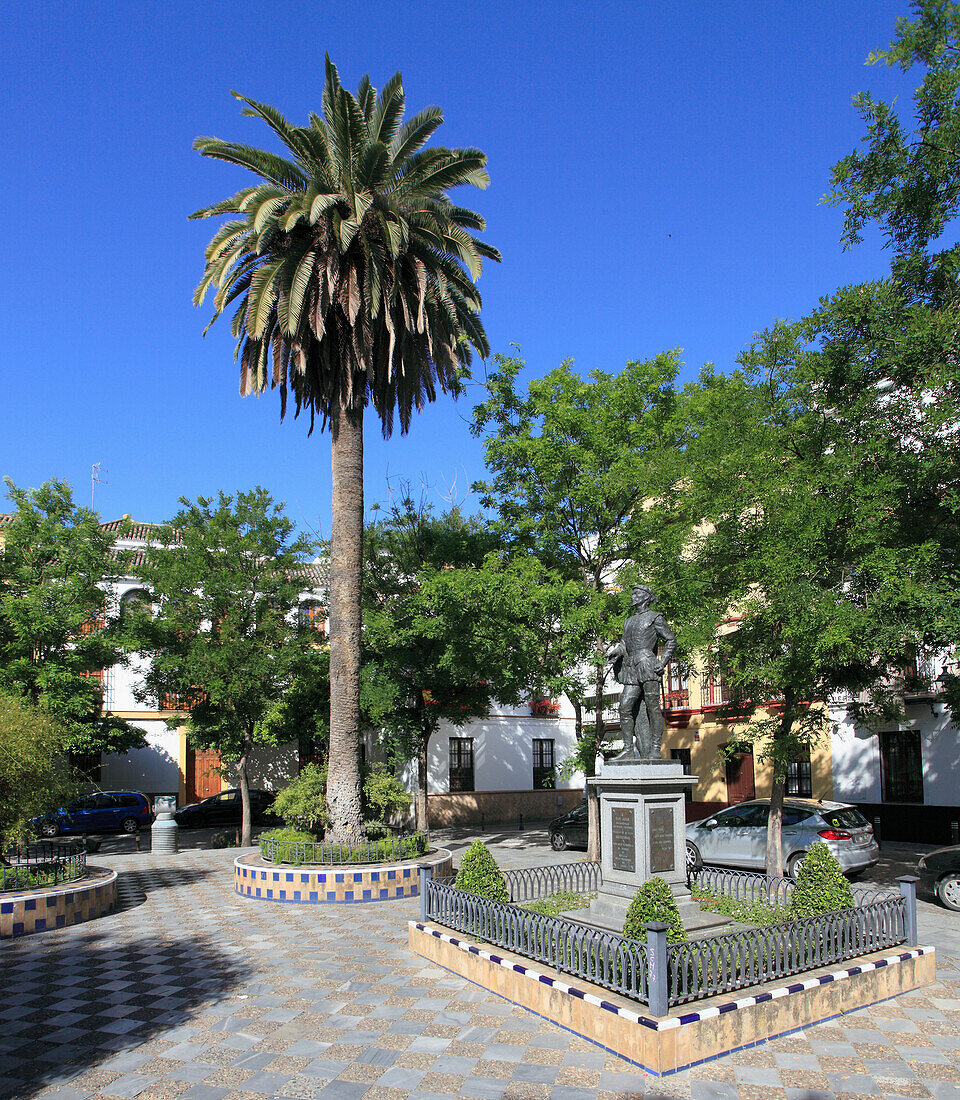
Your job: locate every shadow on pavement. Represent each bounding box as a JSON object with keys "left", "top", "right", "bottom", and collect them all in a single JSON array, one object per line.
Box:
[{"left": 0, "top": 931, "right": 243, "bottom": 1099}]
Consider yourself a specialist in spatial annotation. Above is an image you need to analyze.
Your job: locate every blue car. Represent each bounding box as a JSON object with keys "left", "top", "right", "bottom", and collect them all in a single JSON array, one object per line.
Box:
[{"left": 34, "top": 791, "right": 153, "bottom": 837}]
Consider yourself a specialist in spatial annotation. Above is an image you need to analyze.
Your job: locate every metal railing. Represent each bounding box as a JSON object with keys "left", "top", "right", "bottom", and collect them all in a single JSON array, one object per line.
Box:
[
  {"left": 669, "top": 891, "right": 907, "bottom": 1005},
  {"left": 420, "top": 861, "right": 919, "bottom": 1015},
  {"left": 692, "top": 865, "right": 898, "bottom": 909},
  {"left": 501, "top": 861, "right": 602, "bottom": 903},
  {"left": 260, "top": 831, "right": 428, "bottom": 865},
  {"left": 425, "top": 875, "right": 649, "bottom": 1000},
  {"left": 1, "top": 840, "right": 86, "bottom": 892}
]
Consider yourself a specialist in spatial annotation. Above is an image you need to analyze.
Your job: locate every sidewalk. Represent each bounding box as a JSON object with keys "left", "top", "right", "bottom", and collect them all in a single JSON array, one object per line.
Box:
[{"left": 0, "top": 832, "right": 957, "bottom": 1100}]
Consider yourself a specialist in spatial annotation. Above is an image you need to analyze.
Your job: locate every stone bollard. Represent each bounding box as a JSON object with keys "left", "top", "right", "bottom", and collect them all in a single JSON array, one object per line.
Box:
[{"left": 151, "top": 795, "right": 179, "bottom": 854}]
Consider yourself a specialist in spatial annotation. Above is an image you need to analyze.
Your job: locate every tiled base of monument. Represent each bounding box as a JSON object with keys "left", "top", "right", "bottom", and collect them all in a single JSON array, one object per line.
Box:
[{"left": 409, "top": 921, "right": 935, "bottom": 1076}]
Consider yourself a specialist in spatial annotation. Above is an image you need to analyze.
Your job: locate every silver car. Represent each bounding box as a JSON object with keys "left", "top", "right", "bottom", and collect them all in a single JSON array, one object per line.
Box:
[{"left": 685, "top": 798, "right": 879, "bottom": 880}]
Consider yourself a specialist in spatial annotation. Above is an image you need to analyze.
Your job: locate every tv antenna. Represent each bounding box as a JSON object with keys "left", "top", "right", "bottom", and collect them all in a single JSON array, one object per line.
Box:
[{"left": 91, "top": 463, "right": 107, "bottom": 510}]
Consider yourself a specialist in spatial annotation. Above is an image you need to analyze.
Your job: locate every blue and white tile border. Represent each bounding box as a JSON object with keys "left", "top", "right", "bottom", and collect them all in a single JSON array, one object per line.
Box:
[{"left": 412, "top": 921, "right": 934, "bottom": 1075}]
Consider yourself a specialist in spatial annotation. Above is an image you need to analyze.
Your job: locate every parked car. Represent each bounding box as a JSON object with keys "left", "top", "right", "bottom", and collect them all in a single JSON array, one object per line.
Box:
[
  {"left": 33, "top": 791, "right": 153, "bottom": 837},
  {"left": 918, "top": 845, "right": 960, "bottom": 911},
  {"left": 685, "top": 798, "right": 879, "bottom": 879},
  {"left": 174, "top": 788, "right": 279, "bottom": 829},
  {"left": 549, "top": 801, "right": 588, "bottom": 851}
]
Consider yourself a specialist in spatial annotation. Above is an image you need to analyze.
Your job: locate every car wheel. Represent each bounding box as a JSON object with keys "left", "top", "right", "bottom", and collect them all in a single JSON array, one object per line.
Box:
[
  {"left": 121, "top": 817, "right": 140, "bottom": 835},
  {"left": 39, "top": 820, "right": 59, "bottom": 838},
  {"left": 550, "top": 832, "right": 568, "bottom": 852},
  {"left": 686, "top": 841, "right": 702, "bottom": 874},
  {"left": 787, "top": 852, "right": 806, "bottom": 880},
  {"left": 937, "top": 873, "right": 960, "bottom": 912}
]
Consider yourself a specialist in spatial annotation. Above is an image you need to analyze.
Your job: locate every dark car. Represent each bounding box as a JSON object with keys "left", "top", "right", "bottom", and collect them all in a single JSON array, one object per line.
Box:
[
  {"left": 918, "top": 846, "right": 960, "bottom": 911},
  {"left": 549, "top": 801, "right": 588, "bottom": 851},
  {"left": 174, "top": 788, "right": 279, "bottom": 829},
  {"left": 34, "top": 791, "right": 153, "bottom": 837}
]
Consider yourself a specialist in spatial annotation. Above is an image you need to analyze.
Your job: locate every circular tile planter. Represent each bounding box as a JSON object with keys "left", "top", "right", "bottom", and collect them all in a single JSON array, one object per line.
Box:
[
  {"left": 234, "top": 846, "right": 452, "bottom": 905},
  {"left": 0, "top": 867, "right": 117, "bottom": 938}
]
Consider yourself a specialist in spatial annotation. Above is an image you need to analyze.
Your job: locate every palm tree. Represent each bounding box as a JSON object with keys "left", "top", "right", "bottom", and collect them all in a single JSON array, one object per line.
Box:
[{"left": 191, "top": 59, "right": 499, "bottom": 842}]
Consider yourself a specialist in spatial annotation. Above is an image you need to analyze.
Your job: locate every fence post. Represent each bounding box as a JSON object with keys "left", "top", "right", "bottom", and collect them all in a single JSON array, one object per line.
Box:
[
  {"left": 419, "top": 863, "right": 433, "bottom": 924},
  {"left": 898, "top": 876, "right": 919, "bottom": 946},
  {"left": 645, "top": 922, "right": 669, "bottom": 1017}
]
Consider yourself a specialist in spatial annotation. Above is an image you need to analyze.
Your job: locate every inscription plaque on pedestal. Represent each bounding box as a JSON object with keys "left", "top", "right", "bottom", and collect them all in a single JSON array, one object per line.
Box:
[
  {"left": 610, "top": 807, "right": 636, "bottom": 873},
  {"left": 648, "top": 806, "right": 675, "bottom": 874}
]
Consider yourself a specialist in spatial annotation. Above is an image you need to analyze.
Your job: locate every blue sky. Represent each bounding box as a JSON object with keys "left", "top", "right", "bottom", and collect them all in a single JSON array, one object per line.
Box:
[{"left": 1, "top": 1, "right": 914, "bottom": 541}]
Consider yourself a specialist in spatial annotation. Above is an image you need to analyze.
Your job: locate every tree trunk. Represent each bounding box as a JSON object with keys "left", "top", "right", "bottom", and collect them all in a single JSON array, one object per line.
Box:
[
  {"left": 587, "top": 657, "right": 605, "bottom": 860},
  {"left": 416, "top": 724, "right": 430, "bottom": 834},
  {"left": 238, "top": 731, "right": 252, "bottom": 847},
  {"left": 326, "top": 399, "right": 365, "bottom": 844},
  {"left": 765, "top": 691, "right": 795, "bottom": 878}
]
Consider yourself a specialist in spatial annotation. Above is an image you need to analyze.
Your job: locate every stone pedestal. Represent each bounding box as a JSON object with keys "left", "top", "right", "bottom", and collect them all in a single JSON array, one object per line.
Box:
[{"left": 581, "top": 760, "right": 727, "bottom": 934}]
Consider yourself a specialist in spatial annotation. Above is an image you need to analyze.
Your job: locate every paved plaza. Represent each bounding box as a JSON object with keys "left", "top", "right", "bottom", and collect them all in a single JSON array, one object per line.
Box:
[{"left": 2, "top": 829, "right": 960, "bottom": 1100}]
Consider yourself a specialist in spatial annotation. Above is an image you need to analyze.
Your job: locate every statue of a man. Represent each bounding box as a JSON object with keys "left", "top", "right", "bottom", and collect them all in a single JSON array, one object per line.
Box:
[{"left": 606, "top": 584, "right": 676, "bottom": 761}]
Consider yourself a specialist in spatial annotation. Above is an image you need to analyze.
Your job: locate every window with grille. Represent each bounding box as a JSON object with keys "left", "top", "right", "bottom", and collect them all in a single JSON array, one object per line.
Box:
[
  {"left": 663, "top": 662, "right": 690, "bottom": 709},
  {"left": 298, "top": 600, "right": 325, "bottom": 634},
  {"left": 449, "top": 737, "right": 475, "bottom": 792},
  {"left": 785, "top": 751, "right": 813, "bottom": 798},
  {"left": 532, "top": 739, "right": 555, "bottom": 789},
  {"left": 704, "top": 652, "right": 730, "bottom": 706},
  {"left": 69, "top": 751, "right": 102, "bottom": 784},
  {"left": 880, "top": 730, "right": 924, "bottom": 803}
]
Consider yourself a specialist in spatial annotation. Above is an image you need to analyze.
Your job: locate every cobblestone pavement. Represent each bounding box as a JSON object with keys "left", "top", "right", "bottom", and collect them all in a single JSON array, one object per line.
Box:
[{"left": 2, "top": 830, "right": 960, "bottom": 1100}]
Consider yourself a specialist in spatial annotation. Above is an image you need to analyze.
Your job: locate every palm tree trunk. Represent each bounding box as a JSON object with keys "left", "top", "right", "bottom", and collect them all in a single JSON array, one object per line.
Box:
[{"left": 326, "top": 398, "right": 365, "bottom": 843}]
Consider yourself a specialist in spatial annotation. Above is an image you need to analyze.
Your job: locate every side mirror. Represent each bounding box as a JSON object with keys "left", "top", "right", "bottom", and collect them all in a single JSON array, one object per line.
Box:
[{"left": 702, "top": 819, "right": 717, "bottom": 830}]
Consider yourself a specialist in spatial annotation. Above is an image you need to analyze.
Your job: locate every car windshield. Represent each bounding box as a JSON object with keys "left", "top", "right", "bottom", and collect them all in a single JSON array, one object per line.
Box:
[{"left": 821, "top": 807, "right": 870, "bottom": 830}]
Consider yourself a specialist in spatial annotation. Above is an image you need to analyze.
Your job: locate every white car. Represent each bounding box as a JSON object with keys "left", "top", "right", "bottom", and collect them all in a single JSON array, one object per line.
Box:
[{"left": 685, "top": 798, "right": 880, "bottom": 880}]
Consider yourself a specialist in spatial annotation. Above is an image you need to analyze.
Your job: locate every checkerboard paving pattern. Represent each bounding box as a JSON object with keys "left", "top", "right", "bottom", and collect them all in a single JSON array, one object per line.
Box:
[{"left": 0, "top": 844, "right": 958, "bottom": 1100}]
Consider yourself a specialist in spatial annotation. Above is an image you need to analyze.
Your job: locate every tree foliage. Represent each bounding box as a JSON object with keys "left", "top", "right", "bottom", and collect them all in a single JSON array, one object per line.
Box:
[
  {"left": 472, "top": 354, "right": 685, "bottom": 774},
  {"left": 0, "top": 479, "right": 142, "bottom": 757},
  {"left": 0, "top": 694, "right": 73, "bottom": 852},
  {"left": 129, "top": 489, "right": 315, "bottom": 845},
  {"left": 362, "top": 496, "right": 586, "bottom": 830}
]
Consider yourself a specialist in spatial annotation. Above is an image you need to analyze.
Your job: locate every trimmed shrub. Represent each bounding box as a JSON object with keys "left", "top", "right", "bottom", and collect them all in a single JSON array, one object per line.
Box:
[
  {"left": 623, "top": 877, "right": 687, "bottom": 943},
  {"left": 454, "top": 840, "right": 509, "bottom": 903},
  {"left": 790, "top": 842, "right": 854, "bottom": 918}
]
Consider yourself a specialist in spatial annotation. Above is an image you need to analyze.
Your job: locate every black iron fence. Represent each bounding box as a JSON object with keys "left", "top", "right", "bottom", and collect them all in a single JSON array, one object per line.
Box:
[
  {"left": 419, "top": 860, "right": 918, "bottom": 1015},
  {"left": 260, "top": 832, "right": 428, "bottom": 865},
  {"left": 1, "top": 840, "right": 86, "bottom": 893}
]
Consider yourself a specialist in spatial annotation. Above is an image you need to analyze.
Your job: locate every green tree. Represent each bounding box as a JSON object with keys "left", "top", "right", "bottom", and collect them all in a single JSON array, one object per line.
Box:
[
  {"left": 129, "top": 489, "right": 316, "bottom": 845},
  {"left": 191, "top": 63, "right": 499, "bottom": 842},
  {"left": 0, "top": 479, "right": 142, "bottom": 759},
  {"left": 472, "top": 354, "right": 684, "bottom": 855},
  {"left": 0, "top": 694, "right": 73, "bottom": 854},
  {"left": 362, "top": 498, "right": 586, "bottom": 831},
  {"left": 646, "top": 2, "right": 960, "bottom": 877}
]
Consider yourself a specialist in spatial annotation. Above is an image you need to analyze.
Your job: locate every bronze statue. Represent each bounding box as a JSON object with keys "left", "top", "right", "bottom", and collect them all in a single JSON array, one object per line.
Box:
[{"left": 606, "top": 584, "right": 676, "bottom": 761}]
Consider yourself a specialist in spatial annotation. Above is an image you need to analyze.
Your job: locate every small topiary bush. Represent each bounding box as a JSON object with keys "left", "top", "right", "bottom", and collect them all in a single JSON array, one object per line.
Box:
[
  {"left": 454, "top": 840, "right": 509, "bottom": 903},
  {"left": 623, "top": 877, "right": 687, "bottom": 943},
  {"left": 790, "top": 842, "right": 854, "bottom": 918}
]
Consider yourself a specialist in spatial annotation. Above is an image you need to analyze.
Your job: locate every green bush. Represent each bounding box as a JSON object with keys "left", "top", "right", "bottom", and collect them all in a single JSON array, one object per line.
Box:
[
  {"left": 623, "top": 877, "right": 687, "bottom": 943},
  {"left": 790, "top": 842, "right": 854, "bottom": 918},
  {"left": 454, "top": 840, "right": 509, "bottom": 902},
  {"left": 523, "top": 890, "right": 596, "bottom": 917},
  {"left": 363, "top": 765, "right": 411, "bottom": 824},
  {"left": 272, "top": 764, "right": 328, "bottom": 835}
]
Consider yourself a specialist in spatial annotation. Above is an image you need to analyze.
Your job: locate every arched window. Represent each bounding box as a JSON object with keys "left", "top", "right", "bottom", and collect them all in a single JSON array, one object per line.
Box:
[
  {"left": 119, "top": 588, "right": 152, "bottom": 619},
  {"left": 298, "top": 600, "right": 325, "bottom": 634}
]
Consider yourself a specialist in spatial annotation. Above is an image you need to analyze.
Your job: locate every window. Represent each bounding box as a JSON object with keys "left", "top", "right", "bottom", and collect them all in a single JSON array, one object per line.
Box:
[
  {"left": 69, "top": 751, "right": 101, "bottom": 784},
  {"left": 670, "top": 748, "right": 693, "bottom": 802},
  {"left": 781, "top": 807, "right": 814, "bottom": 827},
  {"left": 298, "top": 600, "right": 325, "bottom": 634},
  {"left": 120, "top": 588, "right": 152, "bottom": 618},
  {"left": 449, "top": 738, "right": 475, "bottom": 793},
  {"left": 785, "top": 750, "right": 813, "bottom": 798},
  {"left": 532, "top": 739, "right": 555, "bottom": 789},
  {"left": 703, "top": 653, "right": 730, "bottom": 706},
  {"left": 880, "top": 729, "right": 924, "bottom": 803},
  {"left": 663, "top": 662, "right": 690, "bottom": 709},
  {"left": 299, "top": 733, "right": 324, "bottom": 771}
]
